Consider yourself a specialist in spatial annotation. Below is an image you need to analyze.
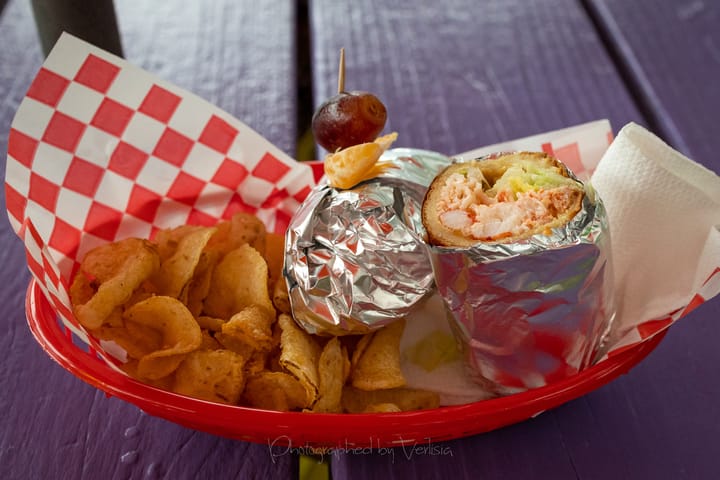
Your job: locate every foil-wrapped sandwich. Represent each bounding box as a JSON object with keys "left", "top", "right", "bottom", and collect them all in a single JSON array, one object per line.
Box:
[{"left": 419, "top": 151, "right": 615, "bottom": 393}]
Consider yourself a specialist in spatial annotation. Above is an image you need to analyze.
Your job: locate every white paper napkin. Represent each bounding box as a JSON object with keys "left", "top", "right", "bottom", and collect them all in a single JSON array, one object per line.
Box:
[{"left": 591, "top": 122, "right": 720, "bottom": 346}]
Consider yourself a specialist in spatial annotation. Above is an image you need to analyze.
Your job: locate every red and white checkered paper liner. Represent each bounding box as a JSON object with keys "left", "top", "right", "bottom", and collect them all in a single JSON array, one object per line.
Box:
[
  {"left": 458, "top": 120, "right": 615, "bottom": 182},
  {"left": 5, "top": 34, "right": 317, "bottom": 363}
]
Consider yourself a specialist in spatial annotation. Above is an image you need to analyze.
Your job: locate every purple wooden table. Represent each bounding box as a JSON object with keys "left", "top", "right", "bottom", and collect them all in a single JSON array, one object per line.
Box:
[
  {"left": 0, "top": 0, "right": 299, "bottom": 478},
  {"left": 308, "top": 0, "right": 720, "bottom": 478},
  {"left": 2, "top": 0, "right": 719, "bottom": 479}
]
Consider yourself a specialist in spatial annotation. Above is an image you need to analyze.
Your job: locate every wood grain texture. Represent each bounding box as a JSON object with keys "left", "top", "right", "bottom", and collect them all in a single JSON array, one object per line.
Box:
[
  {"left": 307, "top": 1, "right": 720, "bottom": 479},
  {"left": 587, "top": 0, "right": 720, "bottom": 173},
  {"left": 309, "top": 0, "right": 644, "bottom": 157},
  {"left": 0, "top": 1, "right": 297, "bottom": 478}
]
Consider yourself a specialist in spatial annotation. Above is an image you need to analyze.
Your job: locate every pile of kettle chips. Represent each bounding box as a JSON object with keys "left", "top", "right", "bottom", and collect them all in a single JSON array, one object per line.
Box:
[{"left": 69, "top": 212, "right": 439, "bottom": 413}]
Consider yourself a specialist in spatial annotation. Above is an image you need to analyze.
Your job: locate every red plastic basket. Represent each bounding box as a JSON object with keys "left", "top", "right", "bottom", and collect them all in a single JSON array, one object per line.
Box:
[{"left": 26, "top": 279, "right": 665, "bottom": 448}]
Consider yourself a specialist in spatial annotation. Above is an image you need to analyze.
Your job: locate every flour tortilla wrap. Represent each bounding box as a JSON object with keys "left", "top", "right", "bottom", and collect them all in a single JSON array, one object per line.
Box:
[{"left": 422, "top": 152, "right": 585, "bottom": 247}]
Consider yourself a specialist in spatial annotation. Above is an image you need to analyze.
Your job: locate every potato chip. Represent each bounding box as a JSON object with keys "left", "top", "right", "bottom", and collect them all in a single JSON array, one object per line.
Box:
[
  {"left": 72, "top": 238, "right": 160, "bottom": 329},
  {"left": 199, "top": 330, "right": 222, "bottom": 350},
  {"left": 205, "top": 212, "right": 266, "bottom": 256},
  {"left": 341, "top": 386, "right": 440, "bottom": 413},
  {"left": 123, "top": 317, "right": 164, "bottom": 350},
  {"left": 229, "top": 212, "right": 267, "bottom": 253},
  {"left": 120, "top": 360, "right": 175, "bottom": 391},
  {"left": 272, "top": 276, "right": 291, "bottom": 314},
  {"left": 101, "top": 306, "right": 124, "bottom": 329},
  {"left": 195, "top": 315, "right": 225, "bottom": 332},
  {"left": 181, "top": 249, "right": 221, "bottom": 317},
  {"left": 204, "top": 219, "right": 231, "bottom": 252},
  {"left": 138, "top": 353, "right": 191, "bottom": 380},
  {"left": 363, "top": 403, "right": 402, "bottom": 413},
  {"left": 265, "top": 232, "right": 292, "bottom": 314},
  {"left": 221, "top": 305, "right": 275, "bottom": 351},
  {"left": 203, "top": 244, "right": 275, "bottom": 319},
  {"left": 243, "top": 371, "right": 310, "bottom": 411},
  {"left": 91, "top": 320, "right": 162, "bottom": 360},
  {"left": 124, "top": 296, "right": 202, "bottom": 380},
  {"left": 265, "top": 323, "right": 284, "bottom": 372},
  {"left": 244, "top": 349, "right": 270, "bottom": 376},
  {"left": 174, "top": 349, "right": 247, "bottom": 404},
  {"left": 279, "top": 314, "right": 321, "bottom": 405},
  {"left": 153, "top": 226, "right": 217, "bottom": 298},
  {"left": 311, "top": 337, "right": 347, "bottom": 413},
  {"left": 77, "top": 237, "right": 153, "bottom": 282},
  {"left": 69, "top": 270, "right": 95, "bottom": 307},
  {"left": 263, "top": 232, "right": 285, "bottom": 287},
  {"left": 350, "top": 331, "right": 374, "bottom": 370},
  {"left": 153, "top": 225, "right": 206, "bottom": 261},
  {"left": 214, "top": 331, "right": 254, "bottom": 359},
  {"left": 351, "top": 319, "right": 406, "bottom": 390},
  {"left": 342, "top": 346, "right": 351, "bottom": 381},
  {"left": 213, "top": 305, "right": 274, "bottom": 360},
  {"left": 125, "top": 280, "right": 159, "bottom": 307}
]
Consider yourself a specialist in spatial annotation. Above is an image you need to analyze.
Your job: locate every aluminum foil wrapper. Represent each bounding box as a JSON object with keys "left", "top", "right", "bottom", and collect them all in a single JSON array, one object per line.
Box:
[
  {"left": 284, "top": 148, "right": 450, "bottom": 335},
  {"left": 414, "top": 156, "right": 616, "bottom": 394}
]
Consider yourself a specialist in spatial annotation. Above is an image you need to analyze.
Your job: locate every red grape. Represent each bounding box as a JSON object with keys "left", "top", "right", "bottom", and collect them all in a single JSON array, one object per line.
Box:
[{"left": 311, "top": 90, "right": 387, "bottom": 152}]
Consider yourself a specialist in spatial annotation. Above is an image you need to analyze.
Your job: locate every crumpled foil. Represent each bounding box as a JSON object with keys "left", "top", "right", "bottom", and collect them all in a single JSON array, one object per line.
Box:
[
  {"left": 284, "top": 148, "right": 450, "bottom": 335},
  {"left": 285, "top": 147, "right": 615, "bottom": 394},
  {"left": 416, "top": 155, "right": 616, "bottom": 393}
]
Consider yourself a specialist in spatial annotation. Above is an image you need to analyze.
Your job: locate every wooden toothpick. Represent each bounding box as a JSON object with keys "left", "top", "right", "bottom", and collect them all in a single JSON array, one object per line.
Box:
[{"left": 337, "top": 47, "right": 345, "bottom": 94}]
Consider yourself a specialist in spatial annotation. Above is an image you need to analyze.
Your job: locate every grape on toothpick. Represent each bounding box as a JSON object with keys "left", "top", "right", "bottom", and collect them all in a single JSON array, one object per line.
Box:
[{"left": 312, "top": 48, "right": 387, "bottom": 152}]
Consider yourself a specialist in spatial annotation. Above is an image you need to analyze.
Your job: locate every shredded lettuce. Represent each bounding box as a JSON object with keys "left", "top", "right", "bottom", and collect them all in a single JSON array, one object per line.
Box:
[{"left": 488, "top": 160, "right": 578, "bottom": 198}]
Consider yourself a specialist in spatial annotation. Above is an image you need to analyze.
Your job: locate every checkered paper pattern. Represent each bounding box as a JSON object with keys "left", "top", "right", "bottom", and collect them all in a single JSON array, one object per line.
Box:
[
  {"left": 457, "top": 119, "right": 615, "bottom": 180},
  {"left": 6, "top": 33, "right": 317, "bottom": 355},
  {"left": 604, "top": 265, "right": 720, "bottom": 359}
]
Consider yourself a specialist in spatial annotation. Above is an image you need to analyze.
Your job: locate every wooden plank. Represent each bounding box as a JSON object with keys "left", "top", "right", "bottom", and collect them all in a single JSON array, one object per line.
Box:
[
  {"left": 587, "top": 0, "right": 720, "bottom": 174},
  {"left": 308, "top": 1, "right": 720, "bottom": 479},
  {"left": 0, "top": 1, "right": 298, "bottom": 478},
  {"left": 309, "top": 0, "right": 643, "bottom": 155}
]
